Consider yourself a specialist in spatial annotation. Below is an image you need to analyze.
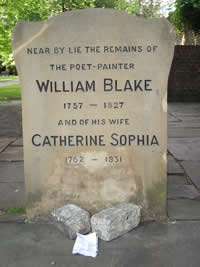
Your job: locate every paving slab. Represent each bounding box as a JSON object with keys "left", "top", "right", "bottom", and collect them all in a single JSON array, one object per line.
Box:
[
  {"left": 167, "top": 184, "right": 200, "bottom": 200},
  {"left": 0, "top": 213, "right": 26, "bottom": 223},
  {"left": 168, "top": 138, "right": 200, "bottom": 160},
  {"left": 0, "top": 182, "right": 25, "bottom": 209},
  {"left": 175, "top": 116, "right": 200, "bottom": 122},
  {"left": 168, "top": 121, "right": 200, "bottom": 128},
  {"left": 168, "top": 114, "right": 180, "bottom": 122},
  {"left": 0, "top": 146, "right": 24, "bottom": 161},
  {"left": 168, "top": 199, "right": 200, "bottom": 220},
  {"left": 0, "top": 101, "right": 22, "bottom": 137},
  {"left": 0, "top": 137, "right": 16, "bottom": 152},
  {"left": 167, "top": 175, "right": 187, "bottom": 185},
  {"left": 182, "top": 161, "right": 200, "bottom": 188},
  {"left": 168, "top": 128, "right": 200, "bottom": 138},
  {"left": 1, "top": 222, "right": 200, "bottom": 267},
  {"left": 0, "top": 162, "right": 24, "bottom": 182},
  {"left": 10, "top": 137, "right": 23, "bottom": 146},
  {"left": 167, "top": 154, "right": 184, "bottom": 174}
]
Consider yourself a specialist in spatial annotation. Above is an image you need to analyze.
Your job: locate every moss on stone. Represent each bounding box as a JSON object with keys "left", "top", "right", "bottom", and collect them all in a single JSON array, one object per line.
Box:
[{"left": 146, "top": 179, "right": 167, "bottom": 219}]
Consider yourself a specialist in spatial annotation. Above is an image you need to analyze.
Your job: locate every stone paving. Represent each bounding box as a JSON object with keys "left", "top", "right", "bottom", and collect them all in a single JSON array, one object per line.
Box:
[
  {"left": 168, "top": 103, "right": 200, "bottom": 219},
  {"left": 1, "top": 221, "right": 200, "bottom": 267},
  {"left": 0, "top": 80, "right": 19, "bottom": 88},
  {"left": 0, "top": 102, "right": 200, "bottom": 220}
]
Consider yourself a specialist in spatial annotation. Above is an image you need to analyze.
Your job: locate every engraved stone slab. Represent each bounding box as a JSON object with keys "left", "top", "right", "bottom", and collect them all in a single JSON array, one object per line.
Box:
[{"left": 12, "top": 9, "right": 175, "bottom": 220}]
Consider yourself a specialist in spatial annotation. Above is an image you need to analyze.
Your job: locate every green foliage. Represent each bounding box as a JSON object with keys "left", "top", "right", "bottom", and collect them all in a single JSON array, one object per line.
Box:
[
  {"left": 50, "top": 0, "right": 95, "bottom": 14},
  {"left": 116, "top": 0, "right": 162, "bottom": 17},
  {"left": 0, "top": 83, "right": 21, "bottom": 101},
  {"left": 3, "top": 206, "right": 26, "bottom": 214},
  {"left": 115, "top": 0, "right": 139, "bottom": 14},
  {"left": 0, "top": 0, "right": 51, "bottom": 72},
  {"left": 140, "top": 0, "right": 162, "bottom": 19},
  {"left": 0, "top": 0, "right": 94, "bottom": 71},
  {"left": 94, "top": 0, "right": 117, "bottom": 8},
  {"left": 0, "top": 0, "right": 164, "bottom": 72},
  {"left": 170, "top": 0, "right": 200, "bottom": 33}
]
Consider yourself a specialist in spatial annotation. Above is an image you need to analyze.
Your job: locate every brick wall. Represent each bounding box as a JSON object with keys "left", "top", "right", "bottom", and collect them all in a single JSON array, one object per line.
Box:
[{"left": 168, "top": 46, "right": 200, "bottom": 102}]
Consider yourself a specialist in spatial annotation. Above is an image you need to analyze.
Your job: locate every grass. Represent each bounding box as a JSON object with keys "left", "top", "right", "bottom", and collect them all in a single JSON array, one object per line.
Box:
[
  {"left": 0, "top": 76, "right": 19, "bottom": 81},
  {"left": 0, "top": 206, "right": 26, "bottom": 215},
  {"left": 0, "top": 83, "right": 21, "bottom": 101}
]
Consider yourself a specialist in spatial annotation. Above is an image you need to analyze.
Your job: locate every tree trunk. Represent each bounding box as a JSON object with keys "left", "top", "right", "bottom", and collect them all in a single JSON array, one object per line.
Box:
[
  {"left": 184, "top": 24, "right": 191, "bottom": 45},
  {"left": 62, "top": 0, "right": 65, "bottom": 12}
]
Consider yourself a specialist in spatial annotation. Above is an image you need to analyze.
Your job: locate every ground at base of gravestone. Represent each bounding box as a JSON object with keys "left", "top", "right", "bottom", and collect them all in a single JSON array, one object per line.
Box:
[
  {"left": 1, "top": 101, "right": 200, "bottom": 266},
  {"left": 0, "top": 221, "right": 200, "bottom": 267}
]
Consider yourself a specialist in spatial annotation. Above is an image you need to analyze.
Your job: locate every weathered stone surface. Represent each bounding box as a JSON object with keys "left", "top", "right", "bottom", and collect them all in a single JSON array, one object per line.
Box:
[
  {"left": 12, "top": 9, "right": 175, "bottom": 221},
  {"left": 51, "top": 204, "right": 91, "bottom": 239},
  {"left": 91, "top": 203, "right": 141, "bottom": 241}
]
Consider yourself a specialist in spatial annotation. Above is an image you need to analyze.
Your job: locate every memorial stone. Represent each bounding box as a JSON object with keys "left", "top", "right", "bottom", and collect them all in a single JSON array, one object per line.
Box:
[{"left": 12, "top": 9, "right": 175, "bottom": 221}]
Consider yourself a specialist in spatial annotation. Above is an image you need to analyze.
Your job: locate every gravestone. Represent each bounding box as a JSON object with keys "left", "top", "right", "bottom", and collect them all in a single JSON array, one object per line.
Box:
[{"left": 12, "top": 9, "right": 175, "bottom": 221}]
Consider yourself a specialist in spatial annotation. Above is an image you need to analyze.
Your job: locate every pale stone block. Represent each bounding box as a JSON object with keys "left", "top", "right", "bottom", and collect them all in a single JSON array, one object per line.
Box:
[
  {"left": 91, "top": 203, "right": 141, "bottom": 241},
  {"left": 51, "top": 204, "right": 91, "bottom": 239}
]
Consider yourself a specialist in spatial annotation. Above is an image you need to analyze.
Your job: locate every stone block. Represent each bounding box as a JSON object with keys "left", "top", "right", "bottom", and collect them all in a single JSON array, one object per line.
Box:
[
  {"left": 51, "top": 204, "right": 91, "bottom": 239},
  {"left": 91, "top": 203, "right": 141, "bottom": 241}
]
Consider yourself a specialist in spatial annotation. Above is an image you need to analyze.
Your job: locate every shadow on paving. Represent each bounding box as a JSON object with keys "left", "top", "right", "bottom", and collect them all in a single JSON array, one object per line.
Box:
[{"left": 0, "top": 102, "right": 200, "bottom": 221}]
